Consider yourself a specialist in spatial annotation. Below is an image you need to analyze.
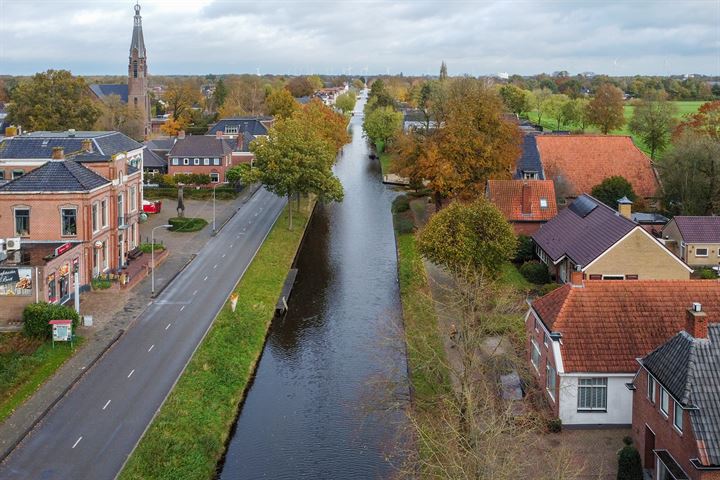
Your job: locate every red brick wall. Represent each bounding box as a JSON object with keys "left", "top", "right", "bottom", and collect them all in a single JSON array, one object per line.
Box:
[
  {"left": 632, "top": 368, "right": 718, "bottom": 479},
  {"left": 513, "top": 222, "right": 543, "bottom": 236},
  {"left": 168, "top": 153, "right": 233, "bottom": 183},
  {"left": 526, "top": 310, "right": 560, "bottom": 417}
]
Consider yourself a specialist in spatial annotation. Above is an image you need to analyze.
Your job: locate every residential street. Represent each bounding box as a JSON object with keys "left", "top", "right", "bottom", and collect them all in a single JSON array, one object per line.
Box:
[{"left": 0, "top": 188, "right": 286, "bottom": 480}]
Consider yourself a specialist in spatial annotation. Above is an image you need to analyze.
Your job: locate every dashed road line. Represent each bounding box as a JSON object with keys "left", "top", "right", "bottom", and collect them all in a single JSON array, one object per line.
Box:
[
  {"left": 203, "top": 275, "right": 208, "bottom": 281},
  {"left": 193, "top": 290, "right": 198, "bottom": 296},
  {"left": 102, "top": 400, "right": 111, "bottom": 410},
  {"left": 180, "top": 305, "right": 185, "bottom": 312},
  {"left": 213, "top": 264, "right": 217, "bottom": 269},
  {"left": 127, "top": 369, "right": 135, "bottom": 379},
  {"left": 165, "top": 323, "right": 171, "bottom": 330},
  {"left": 72, "top": 436, "right": 83, "bottom": 449},
  {"left": 222, "top": 253, "right": 226, "bottom": 258},
  {"left": 148, "top": 344, "right": 154, "bottom": 352}
]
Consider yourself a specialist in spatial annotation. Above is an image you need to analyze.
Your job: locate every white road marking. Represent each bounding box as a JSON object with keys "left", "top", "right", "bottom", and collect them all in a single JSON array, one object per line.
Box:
[
  {"left": 203, "top": 275, "right": 208, "bottom": 281},
  {"left": 230, "top": 244, "right": 234, "bottom": 248},
  {"left": 127, "top": 369, "right": 135, "bottom": 378},
  {"left": 193, "top": 290, "right": 198, "bottom": 296},
  {"left": 254, "top": 212, "right": 258, "bottom": 217},
  {"left": 180, "top": 305, "right": 185, "bottom": 312},
  {"left": 72, "top": 436, "right": 83, "bottom": 449},
  {"left": 213, "top": 264, "right": 217, "bottom": 269},
  {"left": 166, "top": 323, "right": 171, "bottom": 330},
  {"left": 222, "top": 254, "right": 226, "bottom": 258},
  {"left": 102, "top": 400, "right": 111, "bottom": 410},
  {"left": 148, "top": 344, "right": 154, "bottom": 352}
]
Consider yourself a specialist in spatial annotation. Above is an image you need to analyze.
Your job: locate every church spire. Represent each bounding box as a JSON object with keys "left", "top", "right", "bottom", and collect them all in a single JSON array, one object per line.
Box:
[{"left": 130, "top": 2, "right": 146, "bottom": 59}]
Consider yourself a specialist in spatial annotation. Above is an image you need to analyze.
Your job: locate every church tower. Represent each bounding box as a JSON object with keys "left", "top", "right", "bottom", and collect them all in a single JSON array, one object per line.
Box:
[{"left": 128, "top": 2, "right": 150, "bottom": 137}]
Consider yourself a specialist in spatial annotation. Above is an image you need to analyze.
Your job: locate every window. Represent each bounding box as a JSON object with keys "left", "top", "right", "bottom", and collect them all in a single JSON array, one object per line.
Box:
[
  {"left": 224, "top": 126, "right": 239, "bottom": 135},
  {"left": 696, "top": 248, "right": 708, "bottom": 257},
  {"left": 210, "top": 173, "right": 220, "bottom": 183},
  {"left": 193, "top": 158, "right": 200, "bottom": 165},
  {"left": 540, "top": 198, "right": 548, "bottom": 208},
  {"left": 546, "top": 364, "right": 556, "bottom": 399},
  {"left": 589, "top": 274, "right": 603, "bottom": 280},
  {"left": 61, "top": 208, "right": 77, "bottom": 236},
  {"left": 534, "top": 317, "right": 539, "bottom": 332},
  {"left": 130, "top": 186, "right": 137, "bottom": 211},
  {"left": 673, "top": 401, "right": 683, "bottom": 432},
  {"left": 14, "top": 208, "right": 30, "bottom": 236},
  {"left": 660, "top": 387, "right": 670, "bottom": 416},
  {"left": 183, "top": 158, "right": 190, "bottom": 166},
  {"left": 544, "top": 331, "right": 551, "bottom": 348},
  {"left": 172, "top": 158, "right": 179, "bottom": 165},
  {"left": 530, "top": 339, "right": 541, "bottom": 370},
  {"left": 12, "top": 170, "right": 24, "bottom": 179},
  {"left": 647, "top": 375, "right": 656, "bottom": 403},
  {"left": 133, "top": 60, "right": 138, "bottom": 78},
  {"left": 626, "top": 274, "right": 639, "bottom": 280},
  {"left": 213, "top": 158, "right": 220, "bottom": 166},
  {"left": 92, "top": 203, "right": 98, "bottom": 232},
  {"left": 204, "top": 158, "right": 210, "bottom": 166},
  {"left": 0, "top": 171, "right": 4, "bottom": 180},
  {"left": 577, "top": 377, "right": 608, "bottom": 411},
  {"left": 101, "top": 200, "right": 108, "bottom": 228},
  {"left": 602, "top": 275, "right": 625, "bottom": 280},
  {"left": 102, "top": 241, "right": 108, "bottom": 270}
]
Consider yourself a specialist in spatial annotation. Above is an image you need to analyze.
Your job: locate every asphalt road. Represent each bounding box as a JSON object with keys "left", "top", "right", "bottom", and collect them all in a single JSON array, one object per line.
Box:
[{"left": 0, "top": 188, "right": 286, "bottom": 480}]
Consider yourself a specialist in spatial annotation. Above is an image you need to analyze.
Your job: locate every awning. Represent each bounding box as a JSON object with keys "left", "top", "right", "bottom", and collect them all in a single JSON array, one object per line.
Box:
[{"left": 654, "top": 450, "right": 690, "bottom": 480}]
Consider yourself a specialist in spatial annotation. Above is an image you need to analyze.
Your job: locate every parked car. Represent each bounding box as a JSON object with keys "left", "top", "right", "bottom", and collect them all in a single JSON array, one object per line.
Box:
[{"left": 142, "top": 199, "right": 162, "bottom": 214}]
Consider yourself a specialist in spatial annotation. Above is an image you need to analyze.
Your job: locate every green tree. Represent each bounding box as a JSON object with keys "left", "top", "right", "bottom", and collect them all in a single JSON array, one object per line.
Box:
[
  {"left": 530, "top": 87, "right": 552, "bottom": 124},
  {"left": 590, "top": 176, "right": 637, "bottom": 208},
  {"left": 629, "top": 94, "right": 676, "bottom": 159},
  {"left": 587, "top": 83, "right": 625, "bottom": 134},
  {"left": 212, "top": 78, "right": 228, "bottom": 109},
  {"left": 416, "top": 81, "right": 436, "bottom": 130},
  {"left": 544, "top": 94, "right": 570, "bottom": 130},
  {"left": 617, "top": 437, "right": 643, "bottom": 480},
  {"left": 366, "top": 79, "right": 395, "bottom": 111},
  {"left": 163, "top": 79, "right": 200, "bottom": 123},
  {"left": 225, "top": 164, "right": 251, "bottom": 185},
  {"left": 363, "top": 105, "right": 403, "bottom": 151},
  {"left": 307, "top": 75, "right": 324, "bottom": 92},
  {"left": 499, "top": 84, "right": 531, "bottom": 117},
  {"left": 8, "top": 69, "right": 101, "bottom": 130},
  {"left": 334, "top": 92, "right": 356, "bottom": 114},
  {"left": 352, "top": 78, "right": 365, "bottom": 90},
  {"left": 266, "top": 88, "right": 297, "bottom": 119},
  {"left": 439, "top": 61, "right": 448, "bottom": 81},
  {"left": 95, "top": 94, "right": 143, "bottom": 140},
  {"left": 416, "top": 199, "right": 516, "bottom": 277},
  {"left": 286, "top": 76, "right": 315, "bottom": 98}
]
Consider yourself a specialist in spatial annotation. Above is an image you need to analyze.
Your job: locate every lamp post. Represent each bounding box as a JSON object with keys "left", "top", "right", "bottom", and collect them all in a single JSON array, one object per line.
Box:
[
  {"left": 212, "top": 184, "right": 217, "bottom": 233},
  {"left": 151, "top": 224, "right": 172, "bottom": 295}
]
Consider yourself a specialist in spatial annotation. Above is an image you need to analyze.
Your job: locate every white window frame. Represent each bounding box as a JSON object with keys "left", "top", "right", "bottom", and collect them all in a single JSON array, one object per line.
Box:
[
  {"left": 660, "top": 387, "right": 670, "bottom": 417},
  {"left": 210, "top": 173, "right": 220, "bottom": 183},
  {"left": 14, "top": 206, "right": 30, "bottom": 236},
  {"left": 577, "top": 377, "right": 608, "bottom": 412},
  {"left": 172, "top": 158, "right": 179, "bottom": 166},
  {"left": 102, "top": 241, "right": 109, "bottom": 270},
  {"left": 695, "top": 247, "right": 708, "bottom": 257},
  {"left": 101, "top": 199, "right": 108, "bottom": 228},
  {"left": 224, "top": 126, "right": 238, "bottom": 135},
  {"left": 546, "top": 363, "right": 556, "bottom": 400},
  {"left": 130, "top": 186, "right": 137, "bottom": 212},
  {"left": 183, "top": 158, "right": 190, "bottom": 166},
  {"left": 530, "top": 338, "right": 541, "bottom": 371},
  {"left": 544, "top": 331, "right": 550, "bottom": 349},
  {"left": 673, "top": 400, "right": 683, "bottom": 432},
  {"left": 92, "top": 203, "right": 99, "bottom": 233},
  {"left": 193, "top": 158, "right": 200, "bottom": 165},
  {"left": 203, "top": 158, "right": 210, "bottom": 165},
  {"left": 213, "top": 157, "right": 220, "bottom": 166},
  {"left": 647, "top": 374, "right": 656, "bottom": 403}
]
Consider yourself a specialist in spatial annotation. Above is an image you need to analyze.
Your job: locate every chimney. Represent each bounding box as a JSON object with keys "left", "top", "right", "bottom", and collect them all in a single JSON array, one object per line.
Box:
[
  {"left": 569, "top": 268, "right": 584, "bottom": 287},
  {"left": 81, "top": 138, "right": 93, "bottom": 153},
  {"left": 521, "top": 182, "right": 532, "bottom": 214},
  {"left": 51, "top": 146, "right": 65, "bottom": 160},
  {"left": 686, "top": 302, "right": 708, "bottom": 339},
  {"left": 215, "top": 130, "right": 223, "bottom": 139},
  {"left": 177, "top": 130, "right": 186, "bottom": 140},
  {"left": 618, "top": 196, "right": 633, "bottom": 220}
]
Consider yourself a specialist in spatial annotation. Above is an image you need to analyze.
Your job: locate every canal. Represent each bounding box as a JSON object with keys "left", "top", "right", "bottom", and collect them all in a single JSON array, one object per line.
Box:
[{"left": 218, "top": 94, "right": 409, "bottom": 479}]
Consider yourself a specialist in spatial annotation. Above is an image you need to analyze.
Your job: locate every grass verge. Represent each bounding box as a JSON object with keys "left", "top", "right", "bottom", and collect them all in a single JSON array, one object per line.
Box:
[
  {"left": 119, "top": 197, "right": 314, "bottom": 480},
  {"left": 0, "top": 335, "right": 83, "bottom": 423}
]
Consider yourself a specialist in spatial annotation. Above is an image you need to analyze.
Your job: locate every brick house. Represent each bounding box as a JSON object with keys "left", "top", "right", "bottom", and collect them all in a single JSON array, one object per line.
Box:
[
  {"left": 631, "top": 306, "right": 720, "bottom": 480},
  {"left": 205, "top": 117, "right": 272, "bottom": 166},
  {"left": 533, "top": 194, "right": 691, "bottom": 283},
  {"left": 486, "top": 179, "right": 557, "bottom": 235},
  {"left": 167, "top": 134, "right": 233, "bottom": 184},
  {"left": 0, "top": 147, "right": 142, "bottom": 320},
  {"left": 527, "top": 279, "right": 720, "bottom": 427},
  {"left": 662, "top": 217, "right": 720, "bottom": 269}
]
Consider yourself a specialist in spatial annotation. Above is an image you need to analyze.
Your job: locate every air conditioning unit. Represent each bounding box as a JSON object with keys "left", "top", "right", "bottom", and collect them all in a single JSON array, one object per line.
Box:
[{"left": 6, "top": 237, "right": 21, "bottom": 251}]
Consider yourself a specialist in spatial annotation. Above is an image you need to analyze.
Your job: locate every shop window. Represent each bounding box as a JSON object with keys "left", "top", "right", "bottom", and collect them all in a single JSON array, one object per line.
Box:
[
  {"left": 61, "top": 208, "right": 77, "bottom": 236},
  {"left": 14, "top": 208, "right": 30, "bottom": 236},
  {"left": 47, "top": 274, "right": 56, "bottom": 303}
]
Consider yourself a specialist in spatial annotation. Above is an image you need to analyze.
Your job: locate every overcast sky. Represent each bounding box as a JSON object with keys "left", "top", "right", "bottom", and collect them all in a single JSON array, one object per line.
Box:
[{"left": 1, "top": 0, "right": 719, "bottom": 77}]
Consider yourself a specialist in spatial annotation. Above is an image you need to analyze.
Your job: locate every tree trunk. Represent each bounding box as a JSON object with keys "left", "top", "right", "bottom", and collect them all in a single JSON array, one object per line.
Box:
[
  {"left": 297, "top": 192, "right": 301, "bottom": 212},
  {"left": 287, "top": 193, "right": 293, "bottom": 230},
  {"left": 434, "top": 190, "right": 442, "bottom": 211}
]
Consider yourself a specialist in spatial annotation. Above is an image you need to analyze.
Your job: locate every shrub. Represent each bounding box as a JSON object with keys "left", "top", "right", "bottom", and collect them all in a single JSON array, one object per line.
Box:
[
  {"left": 22, "top": 302, "right": 80, "bottom": 339},
  {"left": 547, "top": 417, "right": 562, "bottom": 433},
  {"left": 392, "top": 194, "right": 410, "bottom": 213},
  {"left": 395, "top": 217, "right": 415, "bottom": 234},
  {"left": 514, "top": 235, "right": 535, "bottom": 264},
  {"left": 519, "top": 261, "right": 550, "bottom": 284},
  {"left": 91, "top": 276, "right": 112, "bottom": 290},
  {"left": 617, "top": 439, "right": 643, "bottom": 480},
  {"left": 168, "top": 217, "right": 208, "bottom": 232},
  {"left": 698, "top": 267, "right": 717, "bottom": 279},
  {"left": 138, "top": 243, "right": 165, "bottom": 254}
]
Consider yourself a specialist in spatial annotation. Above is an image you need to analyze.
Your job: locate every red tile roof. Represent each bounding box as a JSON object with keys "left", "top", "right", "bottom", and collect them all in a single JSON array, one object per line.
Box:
[
  {"left": 531, "top": 280, "right": 720, "bottom": 373},
  {"left": 486, "top": 180, "right": 557, "bottom": 222},
  {"left": 535, "top": 135, "right": 659, "bottom": 198}
]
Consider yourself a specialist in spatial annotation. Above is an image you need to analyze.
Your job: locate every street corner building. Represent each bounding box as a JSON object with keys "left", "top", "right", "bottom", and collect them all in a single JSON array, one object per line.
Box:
[{"left": 0, "top": 135, "right": 144, "bottom": 323}]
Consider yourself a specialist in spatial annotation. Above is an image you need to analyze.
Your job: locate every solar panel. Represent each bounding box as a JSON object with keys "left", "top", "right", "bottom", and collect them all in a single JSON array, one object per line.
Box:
[{"left": 568, "top": 195, "right": 598, "bottom": 218}]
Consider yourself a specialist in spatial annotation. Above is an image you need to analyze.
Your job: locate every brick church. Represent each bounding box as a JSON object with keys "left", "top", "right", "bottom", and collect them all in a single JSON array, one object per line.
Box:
[{"left": 90, "top": 3, "right": 151, "bottom": 138}]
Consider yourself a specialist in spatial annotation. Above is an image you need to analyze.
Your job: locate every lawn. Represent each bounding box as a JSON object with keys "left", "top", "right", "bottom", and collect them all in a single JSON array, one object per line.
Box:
[
  {"left": 527, "top": 100, "right": 704, "bottom": 155},
  {"left": 499, "top": 262, "right": 532, "bottom": 291},
  {"left": 0, "top": 334, "right": 82, "bottom": 423},
  {"left": 119, "top": 198, "right": 314, "bottom": 480}
]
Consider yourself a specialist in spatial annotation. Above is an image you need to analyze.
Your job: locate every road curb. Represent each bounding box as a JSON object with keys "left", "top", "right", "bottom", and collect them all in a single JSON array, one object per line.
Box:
[{"left": 0, "top": 329, "right": 125, "bottom": 464}]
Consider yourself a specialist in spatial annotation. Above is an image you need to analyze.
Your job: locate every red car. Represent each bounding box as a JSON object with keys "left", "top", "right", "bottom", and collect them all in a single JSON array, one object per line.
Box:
[{"left": 142, "top": 200, "right": 162, "bottom": 214}]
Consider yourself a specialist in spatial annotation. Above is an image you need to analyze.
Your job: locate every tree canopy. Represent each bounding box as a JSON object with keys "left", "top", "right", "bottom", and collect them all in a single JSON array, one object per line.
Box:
[
  {"left": 8, "top": 69, "right": 101, "bottom": 131},
  {"left": 629, "top": 94, "right": 676, "bottom": 159},
  {"left": 417, "top": 199, "right": 516, "bottom": 277},
  {"left": 363, "top": 105, "right": 403, "bottom": 150},
  {"left": 334, "top": 92, "right": 356, "bottom": 114},
  {"left": 499, "top": 84, "right": 531, "bottom": 117},
  {"left": 590, "top": 176, "right": 637, "bottom": 208},
  {"left": 586, "top": 83, "right": 625, "bottom": 134},
  {"left": 266, "top": 88, "right": 297, "bottom": 120},
  {"left": 95, "top": 94, "right": 143, "bottom": 140},
  {"left": 286, "top": 76, "right": 315, "bottom": 98}
]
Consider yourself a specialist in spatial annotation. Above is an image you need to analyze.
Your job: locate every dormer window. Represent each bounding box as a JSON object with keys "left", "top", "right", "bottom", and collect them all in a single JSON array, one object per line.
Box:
[
  {"left": 540, "top": 198, "right": 548, "bottom": 209},
  {"left": 224, "top": 126, "right": 239, "bottom": 135}
]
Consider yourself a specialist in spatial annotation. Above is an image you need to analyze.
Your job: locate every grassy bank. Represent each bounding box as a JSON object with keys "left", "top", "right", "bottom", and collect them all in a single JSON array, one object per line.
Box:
[
  {"left": 119, "top": 197, "right": 314, "bottom": 480},
  {"left": 0, "top": 334, "right": 83, "bottom": 423}
]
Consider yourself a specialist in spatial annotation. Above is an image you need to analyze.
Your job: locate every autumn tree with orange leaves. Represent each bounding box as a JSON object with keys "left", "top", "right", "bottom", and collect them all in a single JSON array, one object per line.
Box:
[{"left": 391, "top": 78, "right": 521, "bottom": 210}]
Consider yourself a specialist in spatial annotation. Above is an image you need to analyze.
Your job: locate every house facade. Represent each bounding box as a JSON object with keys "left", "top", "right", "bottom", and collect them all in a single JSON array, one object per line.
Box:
[
  {"left": 486, "top": 179, "right": 557, "bottom": 235},
  {"left": 631, "top": 309, "right": 720, "bottom": 480},
  {"left": 533, "top": 194, "right": 691, "bottom": 283},
  {"left": 205, "top": 117, "right": 272, "bottom": 166},
  {"left": 527, "top": 279, "right": 720, "bottom": 427},
  {"left": 662, "top": 217, "right": 720, "bottom": 268},
  {"left": 167, "top": 134, "right": 233, "bottom": 184}
]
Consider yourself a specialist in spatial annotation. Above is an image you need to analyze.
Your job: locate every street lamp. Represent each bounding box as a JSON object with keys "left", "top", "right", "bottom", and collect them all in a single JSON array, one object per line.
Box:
[
  {"left": 151, "top": 224, "right": 172, "bottom": 295},
  {"left": 212, "top": 184, "right": 217, "bottom": 233}
]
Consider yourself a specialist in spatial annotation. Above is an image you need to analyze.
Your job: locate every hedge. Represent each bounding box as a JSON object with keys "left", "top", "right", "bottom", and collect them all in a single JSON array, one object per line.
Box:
[
  {"left": 144, "top": 187, "right": 239, "bottom": 201},
  {"left": 391, "top": 194, "right": 410, "bottom": 213},
  {"left": 168, "top": 217, "right": 208, "bottom": 232},
  {"left": 519, "top": 260, "right": 550, "bottom": 284},
  {"left": 22, "top": 302, "right": 80, "bottom": 339}
]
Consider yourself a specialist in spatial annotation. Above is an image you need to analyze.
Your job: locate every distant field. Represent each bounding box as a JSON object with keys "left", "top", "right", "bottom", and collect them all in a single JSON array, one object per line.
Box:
[{"left": 527, "top": 100, "right": 706, "bottom": 156}]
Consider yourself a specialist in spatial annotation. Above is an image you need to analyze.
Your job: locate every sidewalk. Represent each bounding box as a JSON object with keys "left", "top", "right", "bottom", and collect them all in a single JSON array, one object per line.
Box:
[{"left": 0, "top": 185, "right": 260, "bottom": 461}]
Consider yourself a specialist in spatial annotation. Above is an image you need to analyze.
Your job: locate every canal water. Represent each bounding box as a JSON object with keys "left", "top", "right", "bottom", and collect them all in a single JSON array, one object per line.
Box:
[{"left": 217, "top": 96, "right": 409, "bottom": 479}]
